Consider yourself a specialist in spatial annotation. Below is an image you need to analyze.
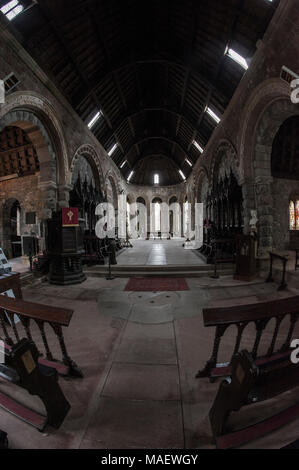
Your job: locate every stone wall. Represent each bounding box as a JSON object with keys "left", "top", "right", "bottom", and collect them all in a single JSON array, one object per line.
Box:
[
  {"left": 0, "top": 173, "right": 42, "bottom": 257},
  {"left": 0, "top": 0, "right": 299, "bottom": 256}
]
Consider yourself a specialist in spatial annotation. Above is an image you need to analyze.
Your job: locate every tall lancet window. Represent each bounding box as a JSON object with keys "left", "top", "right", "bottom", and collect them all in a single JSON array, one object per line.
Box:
[
  {"left": 290, "top": 200, "right": 296, "bottom": 230},
  {"left": 155, "top": 202, "right": 161, "bottom": 231}
]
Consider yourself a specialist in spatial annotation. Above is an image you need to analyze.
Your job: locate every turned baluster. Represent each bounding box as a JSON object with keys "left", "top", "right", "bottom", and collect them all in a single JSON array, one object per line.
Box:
[
  {"left": 280, "top": 313, "right": 299, "bottom": 352},
  {"left": 51, "top": 323, "right": 83, "bottom": 378},
  {"left": 267, "top": 315, "right": 283, "bottom": 356},
  {"left": 6, "top": 312, "right": 20, "bottom": 343},
  {"left": 35, "top": 320, "right": 55, "bottom": 361},
  {"left": 196, "top": 324, "right": 228, "bottom": 379},
  {"left": 0, "top": 309, "right": 13, "bottom": 346},
  {"left": 252, "top": 319, "right": 269, "bottom": 359},
  {"left": 19, "top": 316, "right": 36, "bottom": 346},
  {"left": 231, "top": 322, "right": 247, "bottom": 361}
]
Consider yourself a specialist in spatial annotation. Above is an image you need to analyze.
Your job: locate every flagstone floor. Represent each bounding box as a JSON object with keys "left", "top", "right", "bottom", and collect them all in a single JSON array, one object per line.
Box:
[
  {"left": 1, "top": 273, "right": 299, "bottom": 449},
  {"left": 116, "top": 239, "right": 205, "bottom": 266}
]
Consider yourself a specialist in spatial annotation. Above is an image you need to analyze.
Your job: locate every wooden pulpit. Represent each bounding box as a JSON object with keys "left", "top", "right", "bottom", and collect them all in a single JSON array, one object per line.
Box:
[
  {"left": 46, "top": 209, "right": 86, "bottom": 285},
  {"left": 234, "top": 234, "right": 256, "bottom": 281}
]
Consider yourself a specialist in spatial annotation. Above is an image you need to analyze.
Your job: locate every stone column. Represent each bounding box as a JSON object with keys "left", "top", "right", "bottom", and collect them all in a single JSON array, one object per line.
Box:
[
  {"left": 161, "top": 202, "right": 169, "bottom": 238},
  {"left": 150, "top": 203, "right": 155, "bottom": 238},
  {"left": 254, "top": 177, "right": 274, "bottom": 259},
  {"left": 57, "top": 184, "right": 72, "bottom": 208},
  {"left": 38, "top": 181, "right": 57, "bottom": 252},
  {"left": 241, "top": 178, "right": 256, "bottom": 235}
]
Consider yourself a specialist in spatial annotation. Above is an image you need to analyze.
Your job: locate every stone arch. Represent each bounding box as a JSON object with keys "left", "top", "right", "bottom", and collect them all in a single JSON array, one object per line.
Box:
[
  {"left": 2, "top": 197, "right": 22, "bottom": 258},
  {"left": 210, "top": 139, "right": 240, "bottom": 188},
  {"left": 195, "top": 167, "right": 209, "bottom": 204},
  {"left": 0, "top": 91, "right": 69, "bottom": 195},
  {"left": 71, "top": 144, "right": 105, "bottom": 195},
  {"left": 104, "top": 170, "right": 120, "bottom": 210},
  {"left": 254, "top": 99, "right": 299, "bottom": 253},
  {"left": 238, "top": 78, "right": 292, "bottom": 182}
]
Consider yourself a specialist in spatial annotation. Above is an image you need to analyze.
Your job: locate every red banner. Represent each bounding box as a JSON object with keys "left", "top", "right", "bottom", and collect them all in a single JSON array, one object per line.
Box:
[{"left": 62, "top": 207, "right": 79, "bottom": 227}]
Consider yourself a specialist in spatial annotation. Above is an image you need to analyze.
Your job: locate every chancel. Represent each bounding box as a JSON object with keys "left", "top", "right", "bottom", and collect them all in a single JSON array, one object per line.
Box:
[{"left": 0, "top": 0, "right": 299, "bottom": 452}]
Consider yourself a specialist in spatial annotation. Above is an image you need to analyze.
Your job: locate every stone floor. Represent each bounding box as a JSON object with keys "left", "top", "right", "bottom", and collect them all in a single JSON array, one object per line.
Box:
[
  {"left": 116, "top": 240, "right": 205, "bottom": 266},
  {"left": 1, "top": 269, "right": 299, "bottom": 449}
]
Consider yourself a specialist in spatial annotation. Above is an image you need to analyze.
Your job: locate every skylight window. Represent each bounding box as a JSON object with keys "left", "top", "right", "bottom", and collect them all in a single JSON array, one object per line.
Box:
[
  {"left": 206, "top": 107, "right": 221, "bottom": 124},
  {"left": 108, "top": 143, "right": 118, "bottom": 157},
  {"left": 154, "top": 174, "right": 159, "bottom": 185},
  {"left": 179, "top": 170, "right": 186, "bottom": 181},
  {"left": 185, "top": 158, "right": 193, "bottom": 167},
  {"left": 127, "top": 170, "right": 134, "bottom": 182},
  {"left": 193, "top": 141, "right": 204, "bottom": 154},
  {"left": 226, "top": 47, "right": 248, "bottom": 70},
  {"left": 87, "top": 111, "right": 101, "bottom": 129},
  {"left": 120, "top": 160, "right": 127, "bottom": 169},
  {"left": 1, "top": 0, "right": 23, "bottom": 20}
]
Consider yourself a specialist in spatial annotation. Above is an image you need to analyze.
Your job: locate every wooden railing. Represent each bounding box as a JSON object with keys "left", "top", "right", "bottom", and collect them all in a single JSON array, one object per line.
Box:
[
  {"left": 0, "top": 296, "right": 83, "bottom": 378},
  {"left": 266, "top": 251, "right": 288, "bottom": 291},
  {"left": 196, "top": 295, "right": 299, "bottom": 381}
]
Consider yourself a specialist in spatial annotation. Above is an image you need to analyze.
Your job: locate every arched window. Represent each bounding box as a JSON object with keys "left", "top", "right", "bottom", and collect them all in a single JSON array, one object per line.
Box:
[
  {"left": 289, "top": 200, "right": 299, "bottom": 230},
  {"left": 290, "top": 201, "right": 295, "bottom": 230},
  {"left": 155, "top": 202, "right": 161, "bottom": 231}
]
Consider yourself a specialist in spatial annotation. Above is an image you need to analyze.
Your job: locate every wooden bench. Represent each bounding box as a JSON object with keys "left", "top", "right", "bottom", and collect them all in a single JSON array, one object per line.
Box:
[
  {"left": 209, "top": 348, "right": 299, "bottom": 449},
  {"left": 196, "top": 295, "right": 299, "bottom": 381},
  {"left": 0, "top": 295, "right": 83, "bottom": 378},
  {"left": 0, "top": 338, "right": 70, "bottom": 431}
]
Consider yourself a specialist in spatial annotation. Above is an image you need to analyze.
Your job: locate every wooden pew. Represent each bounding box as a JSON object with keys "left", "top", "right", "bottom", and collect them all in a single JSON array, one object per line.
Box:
[
  {"left": 0, "top": 295, "right": 83, "bottom": 378},
  {"left": 0, "top": 338, "right": 70, "bottom": 431},
  {"left": 0, "top": 429, "right": 8, "bottom": 449},
  {"left": 209, "top": 348, "right": 299, "bottom": 449},
  {"left": 196, "top": 295, "right": 299, "bottom": 381}
]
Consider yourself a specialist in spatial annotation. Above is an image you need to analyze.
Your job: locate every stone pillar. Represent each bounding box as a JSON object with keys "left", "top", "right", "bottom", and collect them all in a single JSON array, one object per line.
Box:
[
  {"left": 57, "top": 184, "right": 72, "bottom": 209},
  {"left": 161, "top": 202, "right": 169, "bottom": 238},
  {"left": 194, "top": 202, "right": 204, "bottom": 249},
  {"left": 150, "top": 203, "right": 155, "bottom": 238},
  {"left": 241, "top": 178, "right": 256, "bottom": 235},
  {"left": 38, "top": 181, "right": 58, "bottom": 252},
  {"left": 254, "top": 177, "right": 274, "bottom": 259}
]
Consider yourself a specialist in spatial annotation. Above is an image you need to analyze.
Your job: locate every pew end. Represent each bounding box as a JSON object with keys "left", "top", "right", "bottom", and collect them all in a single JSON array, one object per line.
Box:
[{"left": 0, "top": 338, "right": 71, "bottom": 431}]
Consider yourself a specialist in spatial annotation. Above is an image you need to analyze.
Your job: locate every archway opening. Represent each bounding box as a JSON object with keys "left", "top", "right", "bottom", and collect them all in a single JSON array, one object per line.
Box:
[
  {"left": 271, "top": 115, "right": 299, "bottom": 250},
  {"left": 0, "top": 125, "right": 43, "bottom": 259}
]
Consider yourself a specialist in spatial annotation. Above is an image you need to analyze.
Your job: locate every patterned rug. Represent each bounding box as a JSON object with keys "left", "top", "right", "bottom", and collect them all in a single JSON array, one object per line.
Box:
[{"left": 124, "top": 277, "right": 189, "bottom": 292}]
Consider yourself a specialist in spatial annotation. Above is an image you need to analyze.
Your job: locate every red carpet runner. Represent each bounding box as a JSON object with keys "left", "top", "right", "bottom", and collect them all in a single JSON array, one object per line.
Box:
[{"left": 124, "top": 278, "right": 189, "bottom": 292}]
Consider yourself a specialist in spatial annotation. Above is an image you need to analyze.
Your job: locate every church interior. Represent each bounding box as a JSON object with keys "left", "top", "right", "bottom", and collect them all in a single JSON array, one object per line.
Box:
[{"left": 0, "top": 0, "right": 299, "bottom": 451}]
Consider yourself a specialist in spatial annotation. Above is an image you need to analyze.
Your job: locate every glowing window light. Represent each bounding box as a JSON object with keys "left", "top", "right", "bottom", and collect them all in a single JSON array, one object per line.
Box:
[
  {"left": 206, "top": 106, "right": 221, "bottom": 124},
  {"left": 1, "top": 0, "right": 18, "bottom": 14},
  {"left": 154, "top": 174, "right": 159, "bottom": 184},
  {"left": 87, "top": 111, "right": 101, "bottom": 129},
  {"left": 1, "top": 1, "right": 24, "bottom": 20},
  {"left": 108, "top": 143, "right": 118, "bottom": 157},
  {"left": 179, "top": 170, "right": 186, "bottom": 181},
  {"left": 127, "top": 170, "right": 134, "bottom": 182},
  {"left": 193, "top": 141, "right": 204, "bottom": 153},
  {"left": 226, "top": 47, "right": 248, "bottom": 70}
]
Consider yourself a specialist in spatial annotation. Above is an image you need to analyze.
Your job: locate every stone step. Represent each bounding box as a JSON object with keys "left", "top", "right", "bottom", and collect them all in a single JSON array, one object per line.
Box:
[
  {"left": 20, "top": 271, "right": 34, "bottom": 287},
  {"left": 85, "top": 266, "right": 235, "bottom": 278},
  {"left": 85, "top": 263, "right": 234, "bottom": 272}
]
